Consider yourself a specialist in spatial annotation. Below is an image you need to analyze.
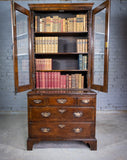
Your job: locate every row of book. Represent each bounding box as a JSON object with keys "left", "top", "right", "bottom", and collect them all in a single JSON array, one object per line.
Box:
[
  {"left": 77, "top": 39, "right": 88, "bottom": 53},
  {"left": 35, "top": 37, "right": 88, "bottom": 54},
  {"left": 36, "top": 72, "right": 84, "bottom": 89},
  {"left": 35, "top": 14, "right": 87, "bottom": 32},
  {"left": 35, "top": 37, "right": 58, "bottom": 53},
  {"left": 79, "top": 55, "right": 88, "bottom": 70},
  {"left": 36, "top": 59, "right": 52, "bottom": 70}
]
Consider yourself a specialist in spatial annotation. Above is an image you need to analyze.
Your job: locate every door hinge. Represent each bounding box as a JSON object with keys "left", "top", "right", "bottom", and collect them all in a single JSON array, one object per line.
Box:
[{"left": 105, "top": 42, "right": 108, "bottom": 48}]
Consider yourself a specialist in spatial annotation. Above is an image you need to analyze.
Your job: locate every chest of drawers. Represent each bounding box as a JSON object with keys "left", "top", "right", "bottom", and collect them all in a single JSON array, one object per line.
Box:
[{"left": 27, "top": 90, "right": 97, "bottom": 150}]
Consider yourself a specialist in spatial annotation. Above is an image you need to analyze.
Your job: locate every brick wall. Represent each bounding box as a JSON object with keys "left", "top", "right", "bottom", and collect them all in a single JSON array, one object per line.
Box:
[{"left": 0, "top": 0, "right": 126, "bottom": 112}]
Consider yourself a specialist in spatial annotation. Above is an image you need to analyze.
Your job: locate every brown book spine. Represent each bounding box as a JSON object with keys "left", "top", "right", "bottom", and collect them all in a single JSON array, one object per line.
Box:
[
  {"left": 71, "top": 74, "right": 76, "bottom": 89},
  {"left": 81, "top": 75, "right": 84, "bottom": 88},
  {"left": 79, "top": 74, "right": 82, "bottom": 89},
  {"left": 75, "top": 74, "right": 79, "bottom": 88}
]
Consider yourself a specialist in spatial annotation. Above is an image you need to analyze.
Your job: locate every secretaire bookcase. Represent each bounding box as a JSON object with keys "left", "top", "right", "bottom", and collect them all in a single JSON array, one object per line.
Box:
[{"left": 11, "top": 0, "right": 110, "bottom": 150}]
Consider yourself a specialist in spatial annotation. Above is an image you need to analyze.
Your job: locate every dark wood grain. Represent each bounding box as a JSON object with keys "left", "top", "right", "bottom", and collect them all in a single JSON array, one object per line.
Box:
[
  {"left": 29, "top": 122, "right": 94, "bottom": 139},
  {"left": 29, "top": 107, "right": 95, "bottom": 122}
]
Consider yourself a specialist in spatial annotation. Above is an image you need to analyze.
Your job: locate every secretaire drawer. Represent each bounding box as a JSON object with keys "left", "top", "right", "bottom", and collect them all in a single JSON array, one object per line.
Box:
[
  {"left": 78, "top": 97, "right": 96, "bottom": 106},
  {"left": 28, "top": 96, "right": 46, "bottom": 106},
  {"left": 29, "top": 122, "right": 94, "bottom": 139},
  {"left": 48, "top": 96, "right": 76, "bottom": 106},
  {"left": 29, "top": 107, "right": 95, "bottom": 122}
]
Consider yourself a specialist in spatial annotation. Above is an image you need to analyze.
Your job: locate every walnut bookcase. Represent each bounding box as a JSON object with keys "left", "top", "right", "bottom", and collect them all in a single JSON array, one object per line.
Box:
[{"left": 11, "top": 1, "right": 110, "bottom": 150}]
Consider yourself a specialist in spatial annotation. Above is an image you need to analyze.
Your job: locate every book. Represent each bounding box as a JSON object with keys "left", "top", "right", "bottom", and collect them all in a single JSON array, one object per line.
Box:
[
  {"left": 35, "top": 16, "right": 40, "bottom": 32},
  {"left": 79, "top": 54, "right": 83, "bottom": 70}
]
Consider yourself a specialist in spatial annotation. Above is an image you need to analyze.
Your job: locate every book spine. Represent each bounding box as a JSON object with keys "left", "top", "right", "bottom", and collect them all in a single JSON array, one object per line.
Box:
[
  {"left": 69, "top": 75, "right": 72, "bottom": 89},
  {"left": 36, "top": 72, "right": 39, "bottom": 89},
  {"left": 79, "top": 54, "right": 83, "bottom": 70},
  {"left": 79, "top": 74, "right": 82, "bottom": 89},
  {"left": 66, "top": 74, "right": 69, "bottom": 89},
  {"left": 81, "top": 75, "right": 84, "bottom": 88},
  {"left": 75, "top": 74, "right": 79, "bottom": 88},
  {"left": 71, "top": 74, "right": 76, "bottom": 88}
]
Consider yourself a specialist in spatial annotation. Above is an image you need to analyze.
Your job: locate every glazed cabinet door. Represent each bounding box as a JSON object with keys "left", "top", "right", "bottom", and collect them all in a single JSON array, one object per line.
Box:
[
  {"left": 11, "top": 2, "right": 32, "bottom": 93},
  {"left": 91, "top": 0, "right": 110, "bottom": 92}
]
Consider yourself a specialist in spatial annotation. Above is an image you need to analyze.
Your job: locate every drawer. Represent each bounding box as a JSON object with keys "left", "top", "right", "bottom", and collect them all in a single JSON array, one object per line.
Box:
[
  {"left": 29, "top": 107, "right": 95, "bottom": 122},
  {"left": 29, "top": 122, "right": 94, "bottom": 139},
  {"left": 48, "top": 96, "right": 76, "bottom": 106},
  {"left": 28, "top": 96, "right": 46, "bottom": 106},
  {"left": 78, "top": 97, "right": 96, "bottom": 107}
]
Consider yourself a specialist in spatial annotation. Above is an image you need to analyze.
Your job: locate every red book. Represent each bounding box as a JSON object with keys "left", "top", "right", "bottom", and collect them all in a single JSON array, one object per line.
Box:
[
  {"left": 63, "top": 75, "right": 66, "bottom": 89},
  {"left": 60, "top": 75, "right": 66, "bottom": 89},
  {"left": 48, "top": 72, "right": 51, "bottom": 88},
  {"left": 41, "top": 72, "right": 45, "bottom": 89},
  {"left": 60, "top": 75, "right": 63, "bottom": 88},
  {"left": 36, "top": 72, "right": 39, "bottom": 89},
  {"left": 54, "top": 72, "right": 57, "bottom": 89},
  {"left": 57, "top": 72, "right": 60, "bottom": 89},
  {"left": 39, "top": 72, "right": 42, "bottom": 89},
  {"left": 45, "top": 72, "right": 49, "bottom": 88},
  {"left": 69, "top": 75, "right": 72, "bottom": 88}
]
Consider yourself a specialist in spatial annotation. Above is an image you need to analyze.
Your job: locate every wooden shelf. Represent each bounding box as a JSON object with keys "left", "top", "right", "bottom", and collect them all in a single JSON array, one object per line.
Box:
[
  {"left": 35, "top": 52, "right": 88, "bottom": 55},
  {"left": 36, "top": 70, "right": 88, "bottom": 72},
  {"left": 35, "top": 32, "right": 88, "bottom": 36}
]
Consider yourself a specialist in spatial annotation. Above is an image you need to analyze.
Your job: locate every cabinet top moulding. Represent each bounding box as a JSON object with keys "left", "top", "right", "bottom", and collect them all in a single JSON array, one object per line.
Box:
[{"left": 29, "top": 3, "right": 94, "bottom": 11}]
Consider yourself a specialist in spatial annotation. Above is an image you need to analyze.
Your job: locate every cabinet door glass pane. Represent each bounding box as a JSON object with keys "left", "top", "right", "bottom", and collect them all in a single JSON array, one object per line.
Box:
[
  {"left": 16, "top": 11, "right": 29, "bottom": 86},
  {"left": 93, "top": 9, "right": 106, "bottom": 86}
]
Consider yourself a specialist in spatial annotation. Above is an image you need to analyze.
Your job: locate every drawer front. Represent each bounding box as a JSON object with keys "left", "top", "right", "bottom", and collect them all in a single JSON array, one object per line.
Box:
[
  {"left": 78, "top": 97, "right": 96, "bottom": 107},
  {"left": 29, "top": 107, "right": 95, "bottom": 122},
  {"left": 29, "top": 122, "right": 94, "bottom": 139},
  {"left": 28, "top": 96, "right": 46, "bottom": 106},
  {"left": 48, "top": 96, "right": 76, "bottom": 106}
]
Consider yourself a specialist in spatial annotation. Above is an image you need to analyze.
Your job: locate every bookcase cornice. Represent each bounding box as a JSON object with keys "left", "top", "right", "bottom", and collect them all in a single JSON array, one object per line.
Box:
[{"left": 28, "top": 3, "right": 94, "bottom": 11}]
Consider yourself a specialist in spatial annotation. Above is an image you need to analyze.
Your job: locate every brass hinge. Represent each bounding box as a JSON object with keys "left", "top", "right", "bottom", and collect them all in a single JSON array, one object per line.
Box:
[{"left": 105, "top": 42, "right": 108, "bottom": 48}]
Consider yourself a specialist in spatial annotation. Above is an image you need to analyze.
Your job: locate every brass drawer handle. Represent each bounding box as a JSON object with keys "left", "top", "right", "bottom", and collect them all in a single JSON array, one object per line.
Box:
[
  {"left": 73, "top": 128, "right": 82, "bottom": 134},
  {"left": 41, "top": 128, "right": 50, "bottom": 133},
  {"left": 41, "top": 112, "right": 51, "bottom": 118},
  {"left": 73, "top": 112, "right": 83, "bottom": 118},
  {"left": 58, "top": 109, "right": 66, "bottom": 114},
  {"left": 57, "top": 98, "right": 67, "bottom": 104},
  {"left": 58, "top": 124, "right": 66, "bottom": 129},
  {"left": 33, "top": 99, "right": 42, "bottom": 104},
  {"left": 81, "top": 99, "right": 90, "bottom": 104}
]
